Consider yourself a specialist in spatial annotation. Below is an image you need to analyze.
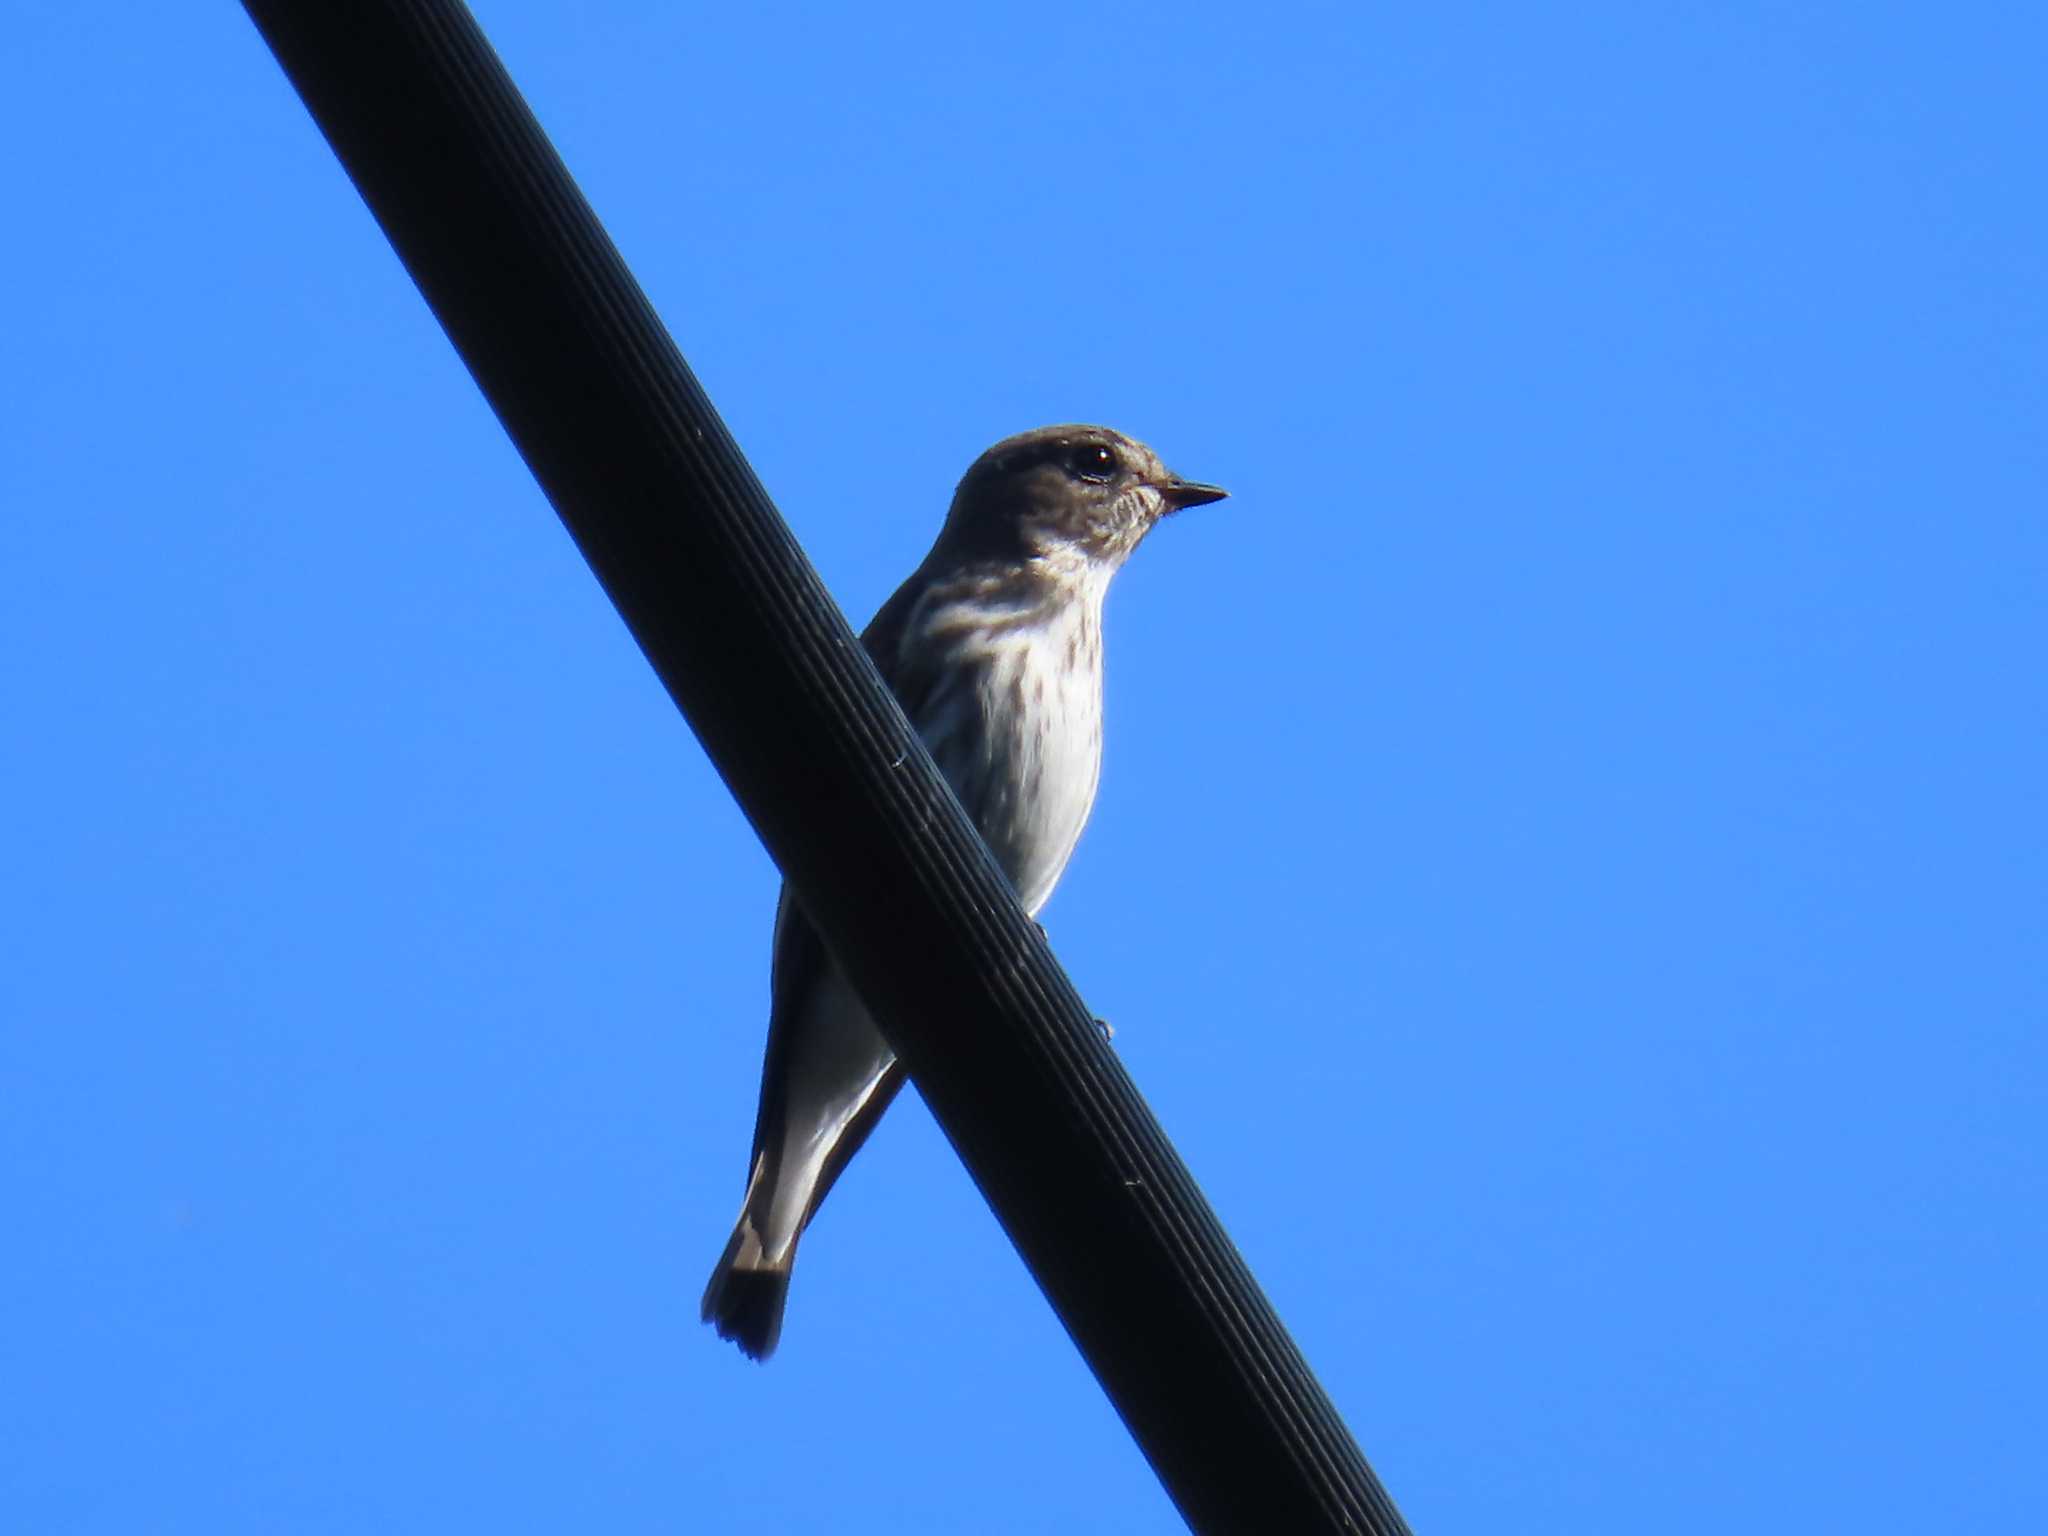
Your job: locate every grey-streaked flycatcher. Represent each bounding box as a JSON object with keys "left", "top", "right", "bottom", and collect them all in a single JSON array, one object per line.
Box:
[{"left": 702, "top": 424, "right": 1225, "bottom": 1359}]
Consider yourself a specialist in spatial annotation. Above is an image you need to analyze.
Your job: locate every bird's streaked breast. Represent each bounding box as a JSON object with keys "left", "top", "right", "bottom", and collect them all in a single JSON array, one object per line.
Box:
[{"left": 907, "top": 578, "right": 1108, "bottom": 917}]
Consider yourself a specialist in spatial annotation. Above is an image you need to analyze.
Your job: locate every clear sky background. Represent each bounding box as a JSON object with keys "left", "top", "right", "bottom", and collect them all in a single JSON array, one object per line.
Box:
[{"left": 5, "top": 3, "right": 2043, "bottom": 1531}]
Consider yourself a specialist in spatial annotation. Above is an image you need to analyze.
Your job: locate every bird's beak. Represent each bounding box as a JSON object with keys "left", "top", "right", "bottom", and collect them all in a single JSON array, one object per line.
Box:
[{"left": 1157, "top": 477, "right": 1229, "bottom": 512}]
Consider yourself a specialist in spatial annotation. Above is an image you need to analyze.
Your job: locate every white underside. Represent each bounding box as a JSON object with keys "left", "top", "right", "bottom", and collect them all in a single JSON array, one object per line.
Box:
[{"left": 753, "top": 568, "right": 1112, "bottom": 1265}]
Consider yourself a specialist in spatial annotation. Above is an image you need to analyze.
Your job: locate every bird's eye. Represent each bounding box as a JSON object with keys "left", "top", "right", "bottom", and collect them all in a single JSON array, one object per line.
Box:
[{"left": 1068, "top": 443, "right": 1119, "bottom": 484}]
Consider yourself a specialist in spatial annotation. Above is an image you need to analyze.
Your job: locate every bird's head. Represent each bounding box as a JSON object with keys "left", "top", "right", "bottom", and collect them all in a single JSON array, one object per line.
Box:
[{"left": 938, "top": 424, "right": 1227, "bottom": 573}]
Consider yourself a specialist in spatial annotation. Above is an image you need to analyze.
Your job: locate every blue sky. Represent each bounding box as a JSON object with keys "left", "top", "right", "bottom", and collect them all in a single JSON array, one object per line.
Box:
[{"left": 5, "top": 3, "right": 2044, "bottom": 1530}]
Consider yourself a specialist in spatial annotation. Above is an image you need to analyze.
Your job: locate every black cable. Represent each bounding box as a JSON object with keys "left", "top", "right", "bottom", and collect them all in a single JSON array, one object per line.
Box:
[{"left": 238, "top": 4, "right": 1413, "bottom": 1531}]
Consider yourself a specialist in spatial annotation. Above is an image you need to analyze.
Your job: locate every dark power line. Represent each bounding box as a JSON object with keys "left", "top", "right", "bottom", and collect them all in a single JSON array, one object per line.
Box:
[{"left": 239, "top": 3, "right": 1414, "bottom": 1531}]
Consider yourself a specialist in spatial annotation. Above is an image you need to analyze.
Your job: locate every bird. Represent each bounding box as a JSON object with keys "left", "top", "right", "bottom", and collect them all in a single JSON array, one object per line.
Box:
[{"left": 701, "top": 424, "right": 1226, "bottom": 1359}]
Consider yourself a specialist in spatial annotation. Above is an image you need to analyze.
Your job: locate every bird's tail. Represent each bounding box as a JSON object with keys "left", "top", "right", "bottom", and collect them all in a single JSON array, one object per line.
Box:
[{"left": 701, "top": 1157, "right": 795, "bottom": 1361}]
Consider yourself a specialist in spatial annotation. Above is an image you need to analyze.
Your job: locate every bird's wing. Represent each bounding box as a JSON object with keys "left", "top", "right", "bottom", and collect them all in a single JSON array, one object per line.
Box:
[
  {"left": 755, "top": 565, "right": 939, "bottom": 1061},
  {"left": 733, "top": 569, "right": 944, "bottom": 1241}
]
